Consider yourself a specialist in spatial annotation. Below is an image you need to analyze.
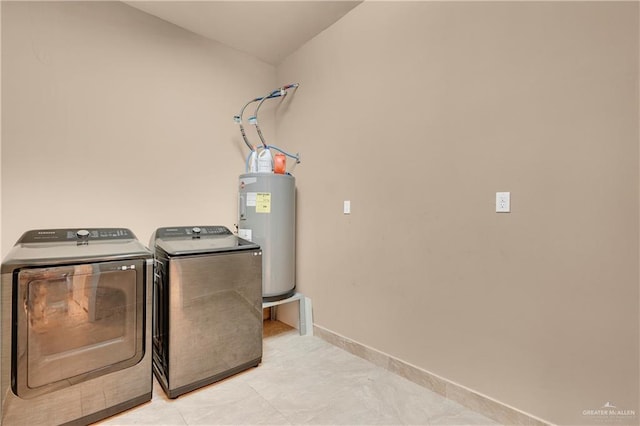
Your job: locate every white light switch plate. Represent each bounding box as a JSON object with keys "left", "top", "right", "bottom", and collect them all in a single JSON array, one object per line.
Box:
[
  {"left": 344, "top": 200, "right": 351, "bottom": 214},
  {"left": 496, "top": 192, "right": 510, "bottom": 213}
]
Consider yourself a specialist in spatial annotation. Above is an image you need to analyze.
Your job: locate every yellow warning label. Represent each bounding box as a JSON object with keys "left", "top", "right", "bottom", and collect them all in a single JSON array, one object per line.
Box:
[{"left": 256, "top": 192, "right": 271, "bottom": 213}]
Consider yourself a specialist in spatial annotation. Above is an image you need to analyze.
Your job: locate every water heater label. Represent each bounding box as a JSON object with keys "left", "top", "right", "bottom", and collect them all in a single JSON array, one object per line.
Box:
[
  {"left": 247, "top": 192, "right": 257, "bottom": 207},
  {"left": 256, "top": 192, "right": 271, "bottom": 213}
]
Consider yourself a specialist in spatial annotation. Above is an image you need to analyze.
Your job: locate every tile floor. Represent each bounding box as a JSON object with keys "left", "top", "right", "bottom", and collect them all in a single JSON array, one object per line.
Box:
[{"left": 99, "top": 321, "right": 498, "bottom": 425}]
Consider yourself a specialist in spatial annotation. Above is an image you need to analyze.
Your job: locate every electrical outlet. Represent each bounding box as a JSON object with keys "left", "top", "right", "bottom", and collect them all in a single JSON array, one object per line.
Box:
[{"left": 496, "top": 192, "right": 510, "bottom": 213}]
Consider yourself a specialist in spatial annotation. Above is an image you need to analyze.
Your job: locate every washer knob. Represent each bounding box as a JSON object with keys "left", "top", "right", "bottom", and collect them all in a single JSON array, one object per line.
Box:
[{"left": 192, "top": 227, "right": 201, "bottom": 238}]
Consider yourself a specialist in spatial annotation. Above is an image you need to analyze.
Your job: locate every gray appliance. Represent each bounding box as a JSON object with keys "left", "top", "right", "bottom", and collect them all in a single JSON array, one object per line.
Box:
[
  {"left": 238, "top": 173, "right": 296, "bottom": 301},
  {"left": 0, "top": 228, "right": 153, "bottom": 426},
  {"left": 151, "top": 226, "right": 263, "bottom": 398}
]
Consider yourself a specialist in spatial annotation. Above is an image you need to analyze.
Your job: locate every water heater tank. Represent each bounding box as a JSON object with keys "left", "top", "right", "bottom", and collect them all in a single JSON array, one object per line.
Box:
[{"left": 238, "top": 173, "right": 295, "bottom": 301}]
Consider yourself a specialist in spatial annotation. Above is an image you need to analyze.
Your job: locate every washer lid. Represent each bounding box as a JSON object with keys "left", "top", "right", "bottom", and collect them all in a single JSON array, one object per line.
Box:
[
  {"left": 1, "top": 228, "right": 152, "bottom": 272},
  {"left": 154, "top": 226, "right": 259, "bottom": 256}
]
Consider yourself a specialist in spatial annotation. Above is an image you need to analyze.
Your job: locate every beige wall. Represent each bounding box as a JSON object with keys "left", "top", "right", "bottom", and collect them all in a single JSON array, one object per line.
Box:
[
  {"left": 1, "top": 1, "right": 276, "bottom": 255},
  {"left": 277, "top": 2, "right": 639, "bottom": 425}
]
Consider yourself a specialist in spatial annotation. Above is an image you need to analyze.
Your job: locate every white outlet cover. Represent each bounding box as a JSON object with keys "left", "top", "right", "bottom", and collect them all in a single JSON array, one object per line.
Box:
[{"left": 496, "top": 192, "right": 510, "bottom": 213}]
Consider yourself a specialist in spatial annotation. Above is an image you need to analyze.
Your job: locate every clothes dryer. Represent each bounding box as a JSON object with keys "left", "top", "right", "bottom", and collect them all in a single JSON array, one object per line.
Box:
[{"left": 0, "top": 228, "right": 153, "bottom": 425}]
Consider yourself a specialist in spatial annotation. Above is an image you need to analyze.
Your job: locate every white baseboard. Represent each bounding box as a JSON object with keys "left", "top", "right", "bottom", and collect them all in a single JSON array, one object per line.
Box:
[{"left": 313, "top": 324, "right": 552, "bottom": 426}]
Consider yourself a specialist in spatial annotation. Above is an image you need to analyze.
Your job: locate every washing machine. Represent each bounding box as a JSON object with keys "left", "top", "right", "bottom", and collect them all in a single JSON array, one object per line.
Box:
[
  {"left": 0, "top": 228, "right": 153, "bottom": 425},
  {"left": 151, "top": 226, "right": 263, "bottom": 398}
]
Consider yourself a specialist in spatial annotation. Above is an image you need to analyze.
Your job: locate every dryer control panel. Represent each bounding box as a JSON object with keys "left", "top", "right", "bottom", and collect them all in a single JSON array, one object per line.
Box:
[{"left": 18, "top": 228, "right": 134, "bottom": 243}]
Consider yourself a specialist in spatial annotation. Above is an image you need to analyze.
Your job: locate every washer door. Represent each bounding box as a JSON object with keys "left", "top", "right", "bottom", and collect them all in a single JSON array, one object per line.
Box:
[{"left": 13, "top": 259, "right": 145, "bottom": 399}]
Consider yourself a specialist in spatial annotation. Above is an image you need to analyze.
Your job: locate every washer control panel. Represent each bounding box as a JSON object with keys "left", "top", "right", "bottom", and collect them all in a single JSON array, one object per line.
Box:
[
  {"left": 156, "top": 226, "right": 232, "bottom": 239},
  {"left": 18, "top": 228, "right": 134, "bottom": 243}
]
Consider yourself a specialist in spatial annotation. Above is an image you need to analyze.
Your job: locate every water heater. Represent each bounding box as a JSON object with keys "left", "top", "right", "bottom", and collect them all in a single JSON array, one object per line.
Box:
[{"left": 238, "top": 173, "right": 295, "bottom": 301}]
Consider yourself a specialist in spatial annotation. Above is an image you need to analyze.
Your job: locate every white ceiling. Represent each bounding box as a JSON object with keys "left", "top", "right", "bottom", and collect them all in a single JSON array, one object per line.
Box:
[{"left": 124, "top": 1, "right": 363, "bottom": 65}]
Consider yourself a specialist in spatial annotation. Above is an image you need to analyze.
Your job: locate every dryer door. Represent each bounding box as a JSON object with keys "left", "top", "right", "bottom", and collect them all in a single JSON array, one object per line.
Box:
[{"left": 13, "top": 259, "right": 145, "bottom": 399}]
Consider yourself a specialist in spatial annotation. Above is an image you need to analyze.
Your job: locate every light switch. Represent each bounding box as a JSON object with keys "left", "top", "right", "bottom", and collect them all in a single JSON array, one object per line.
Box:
[
  {"left": 496, "top": 192, "right": 510, "bottom": 213},
  {"left": 344, "top": 200, "right": 351, "bottom": 214}
]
